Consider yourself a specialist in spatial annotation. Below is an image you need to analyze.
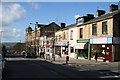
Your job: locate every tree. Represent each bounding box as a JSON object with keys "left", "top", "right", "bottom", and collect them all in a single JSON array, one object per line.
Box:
[{"left": 2, "top": 45, "right": 7, "bottom": 58}]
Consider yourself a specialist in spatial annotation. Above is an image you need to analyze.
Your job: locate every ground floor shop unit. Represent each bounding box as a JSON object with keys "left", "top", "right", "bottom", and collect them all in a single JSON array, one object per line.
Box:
[
  {"left": 75, "top": 39, "right": 90, "bottom": 60},
  {"left": 54, "top": 42, "right": 68, "bottom": 56},
  {"left": 90, "top": 37, "right": 120, "bottom": 62}
]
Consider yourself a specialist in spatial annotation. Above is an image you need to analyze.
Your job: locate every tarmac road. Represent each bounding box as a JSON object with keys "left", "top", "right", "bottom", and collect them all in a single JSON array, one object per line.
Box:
[{"left": 2, "top": 58, "right": 120, "bottom": 80}]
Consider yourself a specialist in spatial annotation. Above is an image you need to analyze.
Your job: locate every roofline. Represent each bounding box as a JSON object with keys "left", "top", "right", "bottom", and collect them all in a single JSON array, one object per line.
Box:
[
  {"left": 55, "top": 24, "right": 76, "bottom": 32},
  {"left": 77, "top": 16, "right": 113, "bottom": 27}
]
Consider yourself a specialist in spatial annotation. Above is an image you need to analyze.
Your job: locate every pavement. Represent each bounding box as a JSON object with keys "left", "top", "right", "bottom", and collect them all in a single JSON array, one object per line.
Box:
[
  {"left": 35, "top": 55, "right": 120, "bottom": 78},
  {"left": 3, "top": 58, "right": 112, "bottom": 79},
  {"left": 4, "top": 55, "right": 120, "bottom": 79}
]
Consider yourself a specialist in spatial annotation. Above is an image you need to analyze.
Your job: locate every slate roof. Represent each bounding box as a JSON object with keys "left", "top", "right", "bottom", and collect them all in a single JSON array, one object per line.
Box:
[{"left": 77, "top": 10, "right": 120, "bottom": 26}]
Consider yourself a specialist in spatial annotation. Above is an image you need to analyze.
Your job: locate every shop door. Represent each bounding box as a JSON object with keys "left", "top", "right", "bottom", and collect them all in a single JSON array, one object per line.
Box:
[{"left": 105, "top": 45, "right": 112, "bottom": 62}]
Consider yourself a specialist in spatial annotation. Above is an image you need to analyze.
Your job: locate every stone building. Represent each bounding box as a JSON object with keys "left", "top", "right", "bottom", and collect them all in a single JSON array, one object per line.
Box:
[
  {"left": 76, "top": 4, "right": 120, "bottom": 62},
  {"left": 25, "top": 22, "right": 60, "bottom": 56}
]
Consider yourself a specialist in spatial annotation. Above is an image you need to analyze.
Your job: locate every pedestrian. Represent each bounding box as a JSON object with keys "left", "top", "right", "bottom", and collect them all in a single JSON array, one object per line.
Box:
[
  {"left": 94, "top": 51, "right": 98, "bottom": 62},
  {"left": 58, "top": 51, "right": 61, "bottom": 58}
]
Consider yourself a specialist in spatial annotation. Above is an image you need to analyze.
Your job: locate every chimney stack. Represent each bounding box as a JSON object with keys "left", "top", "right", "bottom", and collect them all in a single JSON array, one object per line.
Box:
[
  {"left": 96, "top": 10, "right": 106, "bottom": 17},
  {"left": 110, "top": 4, "right": 118, "bottom": 12},
  {"left": 61, "top": 23, "right": 66, "bottom": 29},
  {"left": 86, "top": 14, "right": 94, "bottom": 17}
]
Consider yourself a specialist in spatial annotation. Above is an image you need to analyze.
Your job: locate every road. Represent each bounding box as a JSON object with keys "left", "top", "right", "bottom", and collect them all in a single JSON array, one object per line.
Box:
[{"left": 2, "top": 58, "right": 120, "bottom": 80}]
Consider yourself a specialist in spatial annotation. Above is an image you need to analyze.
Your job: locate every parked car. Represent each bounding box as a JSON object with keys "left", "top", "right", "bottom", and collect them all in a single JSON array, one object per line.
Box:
[
  {"left": 24, "top": 53, "right": 37, "bottom": 58},
  {"left": 24, "top": 53, "right": 32, "bottom": 58}
]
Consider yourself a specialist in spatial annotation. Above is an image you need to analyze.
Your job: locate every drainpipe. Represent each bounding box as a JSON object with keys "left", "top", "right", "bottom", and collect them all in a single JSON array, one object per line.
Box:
[
  {"left": 76, "top": 49, "right": 78, "bottom": 59},
  {"left": 88, "top": 41, "right": 91, "bottom": 60}
]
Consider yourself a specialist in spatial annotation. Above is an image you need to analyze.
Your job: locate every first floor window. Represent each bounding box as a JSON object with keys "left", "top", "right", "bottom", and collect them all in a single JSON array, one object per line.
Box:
[
  {"left": 92, "top": 24, "right": 97, "bottom": 35},
  {"left": 80, "top": 28, "right": 83, "bottom": 38},
  {"left": 102, "top": 21, "right": 108, "bottom": 34},
  {"left": 70, "top": 30, "right": 73, "bottom": 40}
]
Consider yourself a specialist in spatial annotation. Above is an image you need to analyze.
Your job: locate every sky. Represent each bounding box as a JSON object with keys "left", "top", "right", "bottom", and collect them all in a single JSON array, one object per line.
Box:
[{"left": 0, "top": 2, "right": 119, "bottom": 43}]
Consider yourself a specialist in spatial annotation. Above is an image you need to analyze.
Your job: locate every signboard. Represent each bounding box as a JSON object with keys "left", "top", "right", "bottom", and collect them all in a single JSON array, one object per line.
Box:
[
  {"left": 113, "top": 37, "right": 120, "bottom": 44},
  {"left": 77, "top": 39, "right": 89, "bottom": 43},
  {"left": 75, "top": 43, "right": 87, "bottom": 49},
  {"left": 46, "top": 45, "right": 54, "bottom": 48},
  {"left": 90, "top": 37, "right": 112, "bottom": 44},
  {"left": 54, "top": 42, "right": 68, "bottom": 46}
]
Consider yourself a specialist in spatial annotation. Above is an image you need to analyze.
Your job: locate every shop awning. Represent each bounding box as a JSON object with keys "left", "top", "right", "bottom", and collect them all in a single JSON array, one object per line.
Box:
[{"left": 75, "top": 43, "right": 87, "bottom": 49}]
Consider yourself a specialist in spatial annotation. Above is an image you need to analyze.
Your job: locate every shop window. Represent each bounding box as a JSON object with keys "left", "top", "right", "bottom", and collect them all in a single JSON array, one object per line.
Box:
[
  {"left": 80, "top": 28, "right": 83, "bottom": 38},
  {"left": 91, "top": 45, "right": 105, "bottom": 59},
  {"left": 77, "top": 49, "right": 88, "bottom": 58},
  {"left": 102, "top": 21, "right": 108, "bottom": 34},
  {"left": 70, "top": 30, "right": 73, "bottom": 40},
  {"left": 70, "top": 47, "right": 74, "bottom": 53},
  {"left": 92, "top": 24, "right": 97, "bottom": 35}
]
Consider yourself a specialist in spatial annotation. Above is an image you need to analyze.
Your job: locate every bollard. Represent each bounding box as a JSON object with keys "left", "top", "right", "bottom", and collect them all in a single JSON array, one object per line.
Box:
[
  {"left": 53, "top": 56, "right": 55, "bottom": 61},
  {"left": 66, "top": 56, "right": 69, "bottom": 64}
]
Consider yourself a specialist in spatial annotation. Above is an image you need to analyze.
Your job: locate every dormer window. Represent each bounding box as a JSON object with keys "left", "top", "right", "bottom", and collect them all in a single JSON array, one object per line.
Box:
[{"left": 77, "top": 18, "right": 84, "bottom": 25}]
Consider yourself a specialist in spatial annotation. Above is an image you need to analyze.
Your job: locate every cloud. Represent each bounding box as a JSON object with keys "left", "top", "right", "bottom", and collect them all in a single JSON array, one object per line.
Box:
[
  {"left": 29, "top": 2, "right": 40, "bottom": 9},
  {"left": 1, "top": 3, "right": 26, "bottom": 26},
  {"left": 1, "top": 27, "right": 25, "bottom": 42},
  {"left": 0, "top": 3, "right": 26, "bottom": 42}
]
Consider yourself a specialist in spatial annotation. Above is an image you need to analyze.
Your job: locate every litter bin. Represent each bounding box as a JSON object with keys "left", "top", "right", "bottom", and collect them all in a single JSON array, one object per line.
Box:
[{"left": 66, "top": 56, "right": 69, "bottom": 64}]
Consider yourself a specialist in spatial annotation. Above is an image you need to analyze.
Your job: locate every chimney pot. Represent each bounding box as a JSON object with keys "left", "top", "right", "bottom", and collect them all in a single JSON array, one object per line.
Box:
[
  {"left": 61, "top": 23, "right": 65, "bottom": 29},
  {"left": 110, "top": 4, "right": 118, "bottom": 12},
  {"left": 96, "top": 10, "right": 106, "bottom": 17}
]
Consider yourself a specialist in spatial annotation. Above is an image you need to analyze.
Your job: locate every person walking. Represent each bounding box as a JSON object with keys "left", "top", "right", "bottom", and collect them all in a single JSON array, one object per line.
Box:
[{"left": 94, "top": 51, "right": 98, "bottom": 62}]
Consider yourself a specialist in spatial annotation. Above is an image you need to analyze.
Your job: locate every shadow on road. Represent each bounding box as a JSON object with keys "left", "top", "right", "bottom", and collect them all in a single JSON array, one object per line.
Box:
[{"left": 2, "top": 58, "right": 120, "bottom": 80}]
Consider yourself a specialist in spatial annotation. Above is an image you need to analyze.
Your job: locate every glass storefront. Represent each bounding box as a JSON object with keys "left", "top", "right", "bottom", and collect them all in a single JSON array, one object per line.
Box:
[
  {"left": 90, "top": 44, "right": 112, "bottom": 61},
  {"left": 62, "top": 47, "right": 68, "bottom": 55},
  {"left": 76, "top": 49, "right": 88, "bottom": 59}
]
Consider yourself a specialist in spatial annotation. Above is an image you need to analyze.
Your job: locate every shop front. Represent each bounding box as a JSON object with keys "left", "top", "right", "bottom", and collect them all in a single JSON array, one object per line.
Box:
[
  {"left": 76, "top": 39, "right": 90, "bottom": 60},
  {"left": 54, "top": 42, "right": 68, "bottom": 56},
  {"left": 90, "top": 37, "right": 113, "bottom": 62}
]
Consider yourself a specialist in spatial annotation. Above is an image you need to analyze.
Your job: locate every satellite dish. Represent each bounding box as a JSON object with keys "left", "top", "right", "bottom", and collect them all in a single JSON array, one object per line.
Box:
[{"left": 75, "top": 15, "right": 80, "bottom": 19}]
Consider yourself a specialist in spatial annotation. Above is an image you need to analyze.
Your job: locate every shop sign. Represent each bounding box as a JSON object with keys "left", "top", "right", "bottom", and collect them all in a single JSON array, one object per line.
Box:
[
  {"left": 54, "top": 42, "right": 68, "bottom": 46},
  {"left": 75, "top": 43, "right": 87, "bottom": 49},
  {"left": 46, "top": 45, "right": 54, "bottom": 48},
  {"left": 77, "top": 39, "right": 89, "bottom": 43},
  {"left": 113, "top": 37, "right": 120, "bottom": 44},
  {"left": 90, "top": 37, "right": 112, "bottom": 44}
]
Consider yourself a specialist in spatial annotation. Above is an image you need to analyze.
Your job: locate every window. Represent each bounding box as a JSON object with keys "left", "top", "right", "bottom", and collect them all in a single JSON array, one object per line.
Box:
[
  {"left": 55, "top": 36, "right": 57, "bottom": 42},
  {"left": 118, "top": 22, "right": 120, "bottom": 35},
  {"left": 77, "top": 18, "right": 83, "bottom": 25},
  {"left": 70, "top": 47, "right": 74, "bottom": 53},
  {"left": 70, "top": 30, "right": 73, "bottom": 40},
  {"left": 80, "top": 28, "right": 83, "bottom": 38},
  {"left": 92, "top": 24, "right": 97, "bottom": 35},
  {"left": 63, "top": 32, "right": 66, "bottom": 40},
  {"left": 59, "top": 35, "right": 61, "bottom": 41},
  {"left": 102, "top": 21, "right": 108, "bottom": 34}
]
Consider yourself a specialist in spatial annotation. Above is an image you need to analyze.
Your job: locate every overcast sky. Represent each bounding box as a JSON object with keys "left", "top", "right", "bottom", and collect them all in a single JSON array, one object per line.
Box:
[{"left": 0, "top": 2, "right": 119, "bottom": 43}]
